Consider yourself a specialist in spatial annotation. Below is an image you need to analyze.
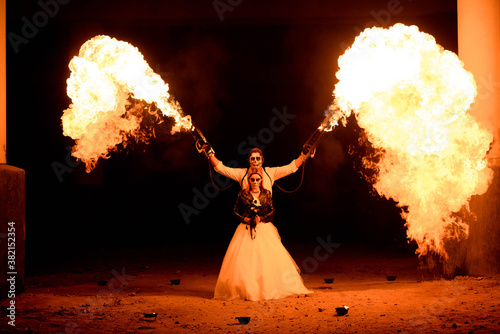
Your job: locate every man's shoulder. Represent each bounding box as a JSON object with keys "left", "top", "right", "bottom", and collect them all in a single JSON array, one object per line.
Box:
[
  {"left": 264, "top": 162, "right": 291, "bottom": 171},
  {"left": 215, "top": 162, "right": 248, "bottom": 177},
  {"left": 217, "top": 161, "right": 247, "bottom": 170}
]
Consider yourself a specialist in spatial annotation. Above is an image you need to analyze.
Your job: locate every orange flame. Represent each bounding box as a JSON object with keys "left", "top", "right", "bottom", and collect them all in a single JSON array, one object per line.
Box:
[
  {"left": 61, "top": 35, "right": 192, "bottom": 172},
  {"left": 333, "top": 24, "right": 493, "bottom": 258}
]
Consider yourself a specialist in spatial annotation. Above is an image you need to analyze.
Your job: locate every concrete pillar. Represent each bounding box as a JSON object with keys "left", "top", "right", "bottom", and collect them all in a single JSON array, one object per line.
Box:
[
  {"left": 0, "top": 1, "right": 25, "bottom": 298},
  {"left": 0, "top": 165, "right": 25, "bottom": 297},
  {"left": 454, "top": 0, "right": 500, "bottom": 276},
  {"left": 458, "top": 0, "right": 500, "bottom": 160},
  {"left": 0, "top": 0, "right": 5, "bottom": 164}
]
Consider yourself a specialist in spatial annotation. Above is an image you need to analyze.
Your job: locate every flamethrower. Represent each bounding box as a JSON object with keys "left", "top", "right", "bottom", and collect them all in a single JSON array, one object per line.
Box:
[
  {"left": 301, "top": 127, "right": 326, "bottom": 161},
  {"left": 300, "top": 105, "right": 339, "bottom": 161},
  {"left": 191, "top": 125, "right": 215, "bottom": 159}
]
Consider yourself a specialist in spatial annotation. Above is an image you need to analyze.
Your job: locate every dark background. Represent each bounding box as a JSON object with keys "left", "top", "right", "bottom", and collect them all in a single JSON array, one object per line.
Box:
[{"left": 6, "top": 0, "right": 458, "bottom": 258}]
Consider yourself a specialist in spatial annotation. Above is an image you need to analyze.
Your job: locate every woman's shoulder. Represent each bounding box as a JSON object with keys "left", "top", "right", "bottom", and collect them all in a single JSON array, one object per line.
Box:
[
  {"left": 237, "top": 189, "right": 251, "bottom": 199},
  {"left": 262, "top": 188, "right": 272, "bottom": 196},
  {"left": 261, "top": 189, "right": 272, "bottom": 200}
]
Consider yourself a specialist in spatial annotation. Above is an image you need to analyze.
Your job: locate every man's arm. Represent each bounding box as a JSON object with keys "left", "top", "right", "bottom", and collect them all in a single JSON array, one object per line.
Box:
[
  {"left": 209, "top": 155, "right": 247, "bottom": 184},
  {"left": 268, "top": 156, "right": 303, "bottom": 182},
  {"left": 295, "top": 155, "right": 304, "bottom": 169},
  {"left": 209, "top": 154, "right": 219, "bottom": 168}
]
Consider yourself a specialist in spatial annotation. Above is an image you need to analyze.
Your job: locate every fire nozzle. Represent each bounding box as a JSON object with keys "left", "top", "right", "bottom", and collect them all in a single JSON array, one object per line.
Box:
[
  {"left": 301, "top": 127, "right": 326, "bottom": 161},
  {"left": 300, "top": 106, "right": 338, "bottom": 161},
  {"left": 191, "top": 125, "right": 215, "bottom": 159}
]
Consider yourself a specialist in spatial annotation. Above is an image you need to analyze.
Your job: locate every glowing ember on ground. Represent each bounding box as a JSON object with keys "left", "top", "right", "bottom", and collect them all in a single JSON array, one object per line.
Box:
[
  {"left": 331, "top": 24, "right": 493, "bottom": 258},
  {"left": 61, "top": 35, "right": 192, "bottom": 172}
]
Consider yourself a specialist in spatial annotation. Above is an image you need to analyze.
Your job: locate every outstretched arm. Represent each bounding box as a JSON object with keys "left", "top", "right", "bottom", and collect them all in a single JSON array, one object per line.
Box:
[
  {"left": 269, "top": 156, "right": 303, "bottom": 182},
  {"left": 209, "top": 153, "right": 219, "bottom": 168},
  {"left": 295, "top": 155, "right": 305, "bottom": 169}
]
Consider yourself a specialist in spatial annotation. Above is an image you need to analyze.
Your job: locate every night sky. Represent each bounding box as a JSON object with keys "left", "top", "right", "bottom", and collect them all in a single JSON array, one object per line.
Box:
[{"left": 6, "top": 0, "right": 458, "bottom": 258}]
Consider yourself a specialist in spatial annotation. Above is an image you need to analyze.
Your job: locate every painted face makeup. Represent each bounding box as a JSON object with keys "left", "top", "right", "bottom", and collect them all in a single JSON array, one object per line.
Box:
[{"left": 249, "top": 154, "right": 262, "bottom": 167}]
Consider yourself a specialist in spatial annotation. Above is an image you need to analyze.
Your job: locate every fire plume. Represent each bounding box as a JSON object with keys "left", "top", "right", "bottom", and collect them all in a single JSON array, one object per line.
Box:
[
  {"left": 333, "top": 24, "right": 493, "bottom": 258},
  {"left": 62, "top": 35, "right": 191, "bottom": 172}
]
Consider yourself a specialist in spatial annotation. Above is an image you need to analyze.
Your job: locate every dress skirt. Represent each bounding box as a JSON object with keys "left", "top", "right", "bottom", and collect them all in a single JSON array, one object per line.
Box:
[{"left": 214, "top": 222, "right": 312, "bottom": 301}]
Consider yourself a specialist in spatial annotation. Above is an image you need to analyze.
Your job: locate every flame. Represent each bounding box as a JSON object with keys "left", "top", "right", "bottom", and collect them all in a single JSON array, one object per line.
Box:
[
  {"left": 61, "top": 35, "right": 192, "bottom": 172},
  {"left": 333, "top": 24, "right": 493, "bottom": 258}
]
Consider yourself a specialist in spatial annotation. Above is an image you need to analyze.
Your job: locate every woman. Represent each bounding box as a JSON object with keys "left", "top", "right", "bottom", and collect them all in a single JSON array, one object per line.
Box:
[{"left": 214, "top": 167, "right": 312, "bottom": 301}]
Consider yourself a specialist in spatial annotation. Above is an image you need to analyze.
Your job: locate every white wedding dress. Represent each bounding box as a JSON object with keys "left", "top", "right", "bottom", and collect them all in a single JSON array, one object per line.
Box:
[{"left": 214, "top": 222, "right": 312, "bottom": 301}]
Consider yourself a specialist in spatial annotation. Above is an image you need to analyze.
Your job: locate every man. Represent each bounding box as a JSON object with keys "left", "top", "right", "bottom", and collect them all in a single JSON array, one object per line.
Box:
[{"left": 207, "top": 148, "right": 305, "bottom": 193}]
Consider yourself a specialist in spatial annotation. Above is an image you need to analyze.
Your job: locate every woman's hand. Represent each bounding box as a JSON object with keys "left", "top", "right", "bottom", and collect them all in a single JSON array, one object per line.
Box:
[{"left": 255, "top": 215, "right": 261, "bottom": 224}]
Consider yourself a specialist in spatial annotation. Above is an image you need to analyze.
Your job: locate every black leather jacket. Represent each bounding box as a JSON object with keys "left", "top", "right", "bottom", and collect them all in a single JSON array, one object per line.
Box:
[{"left": 233, "top": 190, "right": 275, "bottom": 238}]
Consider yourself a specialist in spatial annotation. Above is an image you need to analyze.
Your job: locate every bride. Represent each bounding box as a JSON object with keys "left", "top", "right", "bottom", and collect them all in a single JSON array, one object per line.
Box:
[{"left": 214, "top": 167, "right": 312, "bottom": 301}]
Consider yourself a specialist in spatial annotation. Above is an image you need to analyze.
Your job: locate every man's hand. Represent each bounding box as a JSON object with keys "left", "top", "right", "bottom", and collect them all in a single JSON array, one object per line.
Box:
[
  {"left": 201, "top": 143, "right": 215, "bottom": 159},
  {"left": 299, "top": 146, "right": 315, "bottom": 162}
]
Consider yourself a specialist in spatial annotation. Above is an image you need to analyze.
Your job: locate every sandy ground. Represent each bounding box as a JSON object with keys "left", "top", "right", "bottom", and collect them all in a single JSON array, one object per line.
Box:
[{"left": 1, "top": 241, "right": 500, "bottom": 334}]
